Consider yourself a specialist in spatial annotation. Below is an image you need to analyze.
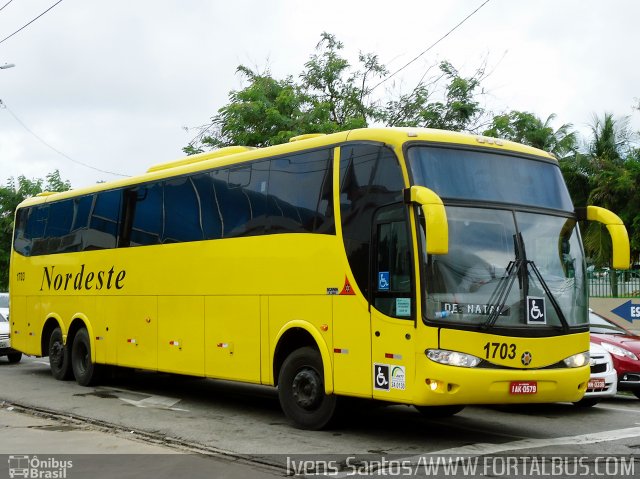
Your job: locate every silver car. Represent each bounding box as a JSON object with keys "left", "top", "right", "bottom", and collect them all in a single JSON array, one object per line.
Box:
[
  {"left": 0, "top": 292, "right": 8, "bottom": 320},
  {"left": 0, "top": 311, "right": 21, "bottom": 363},
  {"left": 574, "top": 341, "right": 617, "bottom": 407}
]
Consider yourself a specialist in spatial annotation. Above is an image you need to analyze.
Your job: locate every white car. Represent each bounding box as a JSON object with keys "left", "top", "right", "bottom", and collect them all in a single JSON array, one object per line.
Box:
[
  {"left": 0, "top": 292, "right": 8, "bottom": 320},
  {"left": 574, "top": 341, "right": 617, "bottom": 407},
  {"left": 0, "top": 311, "right": 22, "bottom": 363}
]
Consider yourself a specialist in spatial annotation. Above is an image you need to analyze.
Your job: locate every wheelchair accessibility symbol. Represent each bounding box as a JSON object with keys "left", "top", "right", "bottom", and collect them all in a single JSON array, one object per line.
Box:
[
  {"left": 373, "top": 364, "right": 390, "bottom": 391},
  {"left": 526, "top": 296, "right": 546, "bottom": 324},
  {"left": 378, "top": 272, "right": 390, "bottom": 291}
]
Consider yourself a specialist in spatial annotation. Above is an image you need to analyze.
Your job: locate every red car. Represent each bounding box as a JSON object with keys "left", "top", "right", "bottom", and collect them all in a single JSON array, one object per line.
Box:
[{"left": 589, "top": 311, "right": 640, "bottom": 398}]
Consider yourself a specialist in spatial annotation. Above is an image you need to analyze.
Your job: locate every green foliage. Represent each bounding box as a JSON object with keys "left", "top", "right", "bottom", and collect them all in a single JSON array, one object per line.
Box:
[
  {"left": 0, "top": 170, "right": 70, "bottom": 290},
  {"left": 577, "top": 113, "right": 639, "bottom": 267},
  {"left": 483, "top": 111, "right": 578, "bottom": 158},
  {"left": 381, "top": 61, "right": 484, "bottom": 130},
  {"left": 184, "top": 33, "right": 487, "bottom": 152}
]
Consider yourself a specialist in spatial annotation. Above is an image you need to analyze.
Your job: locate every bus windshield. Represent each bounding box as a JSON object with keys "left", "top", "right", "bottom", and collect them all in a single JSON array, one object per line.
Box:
[{"left": 407, "top": 146, "right": 588, "bottom": 331}]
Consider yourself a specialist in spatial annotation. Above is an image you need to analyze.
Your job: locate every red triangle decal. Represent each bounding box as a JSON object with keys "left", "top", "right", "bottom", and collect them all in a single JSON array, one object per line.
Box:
[{"left": 339, "top": 276, "right": 356, "bottom": 295}]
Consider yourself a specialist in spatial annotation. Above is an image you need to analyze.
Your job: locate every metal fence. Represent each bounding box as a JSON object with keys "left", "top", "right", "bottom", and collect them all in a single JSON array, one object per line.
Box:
[{"left": 588, "top": 269, "right": 640, "bottom": 298}]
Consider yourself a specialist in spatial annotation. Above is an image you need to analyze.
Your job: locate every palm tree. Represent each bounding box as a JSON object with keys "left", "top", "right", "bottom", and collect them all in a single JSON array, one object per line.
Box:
[{"left": 583, "top": 113, "right": 636, "bottom": 268}]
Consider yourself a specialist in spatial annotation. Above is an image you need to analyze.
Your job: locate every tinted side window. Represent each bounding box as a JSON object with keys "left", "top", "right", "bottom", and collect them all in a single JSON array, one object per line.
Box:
[
  {"left": 340, "top": 144, "right": 405, "bottom": 299},
  {"left": 28, "top": 206, "right": 50, "bottom": 255},
  {"left": 13, "top": 208, "right": 31, "bottom": 256},
  {"left": 72, "top": 196, "right": 93, "bottom": 232},
  {"left": 192, "top": 173, "right": 223, "bottom": 240},
  {"left": 130, "top": 183, "right": 163, "bottom": 247},
  {"left": 227, "top": 161, "right": 269, "bottom": 237},
  {"left": 268, "top": 149, "right": 334, "bottom": 234},
  {"left": 26, "top": 205, "right": 48, "bottom": 241},
  {"left": 164, "top": 177, "right": 203, "bottom": 243},
  {"left": 46, "top": 200, "right": 73, "bottom": 239},
  {"left": 87, "top": 190, "right": 121, "bottom": 250}
]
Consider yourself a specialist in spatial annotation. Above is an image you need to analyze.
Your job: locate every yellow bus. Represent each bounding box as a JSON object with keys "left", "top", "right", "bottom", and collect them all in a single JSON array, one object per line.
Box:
[{"left": 9, "top": 128, "right": 630, "bottom": 429}]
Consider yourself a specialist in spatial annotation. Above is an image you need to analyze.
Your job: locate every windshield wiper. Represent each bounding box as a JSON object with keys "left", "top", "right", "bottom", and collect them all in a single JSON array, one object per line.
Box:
[
  {"left": 483, "top": 233, "right": 527, "bottom": 329},
  {"left": 483, "top": 258, "right": 524, "bottom": 329},
  {"left": 483, "top": 233, "right": 570, "bottom": 332},
  {"left": 527, "top": 260, "right": 570, "bottom": 333}
]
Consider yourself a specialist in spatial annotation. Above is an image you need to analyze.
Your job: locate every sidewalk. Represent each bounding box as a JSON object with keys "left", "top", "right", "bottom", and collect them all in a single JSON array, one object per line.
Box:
[{"left": 0, "top": 407, "right": 281, "bottom": 478}]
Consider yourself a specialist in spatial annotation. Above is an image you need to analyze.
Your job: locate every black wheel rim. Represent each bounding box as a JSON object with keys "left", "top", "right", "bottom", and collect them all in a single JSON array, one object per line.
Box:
[
  {"left": 50, "top": 340, "right": 64, "bottom": 368},
  {"left": 76, "top": 342, "right": 89, "bottom": 376},
  {"left": 291, "top": 367, "right": 322, "bottom": 410}
]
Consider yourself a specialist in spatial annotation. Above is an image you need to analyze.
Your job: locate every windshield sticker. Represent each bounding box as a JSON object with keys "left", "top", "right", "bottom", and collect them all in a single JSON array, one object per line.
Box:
[
  {"left": 526, "top": 296, "right": 546, "bottom": 324},
  {"left": 378, "top": 272, "right": 390, "bottom": 291},
  {"left": 439, "top": 302, "right": 510, "bottom": 316},
  {"left": 396, "top": 298, "right": 411, "bottom": 316}
]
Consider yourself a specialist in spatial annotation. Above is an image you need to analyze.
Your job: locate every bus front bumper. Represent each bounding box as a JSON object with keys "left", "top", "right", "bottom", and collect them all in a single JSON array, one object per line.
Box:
[{"left": 412, "top": 361, "right": 589, "bottom": 406}]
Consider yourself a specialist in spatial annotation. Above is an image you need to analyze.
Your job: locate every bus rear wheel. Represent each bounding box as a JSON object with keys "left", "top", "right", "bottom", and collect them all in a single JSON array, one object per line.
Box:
[
  {"left": 49, "top": 327, "right": 73, "bottom": 380},
  {"left": 71, "top": 328, "right": 100, "bottom": 386},
  {"left": 278, "top": 346, "right": 337, "bottom": 430},
  {"left": 415, "top": 405, "right": 465, "bottom": 418}
]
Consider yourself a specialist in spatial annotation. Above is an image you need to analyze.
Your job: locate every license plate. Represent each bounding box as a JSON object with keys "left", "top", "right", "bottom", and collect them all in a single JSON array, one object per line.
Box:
[
  {"left": 588, "top": 378, "right": 606, "bottom": 389},
  {"left": 510, "top": 381, "right": 537, "bottom": 394},
  {"left": 0, "top": 340, "right": 9, "bottom": 349}
]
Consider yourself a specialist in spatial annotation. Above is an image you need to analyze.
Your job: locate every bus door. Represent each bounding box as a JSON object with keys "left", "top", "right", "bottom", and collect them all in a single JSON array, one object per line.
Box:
[{"left": 370, "top": 203, "right": 416, "bottom": 402}]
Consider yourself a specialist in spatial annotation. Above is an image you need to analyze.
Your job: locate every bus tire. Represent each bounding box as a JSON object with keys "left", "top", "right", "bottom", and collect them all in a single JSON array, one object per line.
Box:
[
  {"left": 278, "top": 346, "right": 337, "bottom": 430},
  {"left": 71, "top": 328, "right": 100, "bottom": 386},
  {"left": 415, "top": 405, "right": 465, "bottom": 418},
  {"left": 7, "top": 352, "right": 22, "bottom": 364},
  {"left": 573, "top": 398, "right": 599, "bottom": 407},
  {"left": 49, "top": 327, "right": 73, "bottom": 380}
]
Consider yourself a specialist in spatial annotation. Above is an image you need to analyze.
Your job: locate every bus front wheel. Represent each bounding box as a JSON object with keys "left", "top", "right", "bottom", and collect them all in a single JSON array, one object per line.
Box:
[
  {"left": 415, "top": 405, "right": 465, "bottom": 418},
  {"left": 278, "top": 346, "right": 337, "bottom": 430},
  {"left": 71, "top": 328, "right": 100, "bottom": 386},
  {"left": 49, "top": 327, "right": 73, "bottom": 380},
  {"left": 7, "top": 352, "right": 22, "bottom": 364}
]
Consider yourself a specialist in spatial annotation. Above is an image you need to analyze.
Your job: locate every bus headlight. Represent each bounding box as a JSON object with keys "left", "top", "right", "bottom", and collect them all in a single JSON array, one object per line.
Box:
[
  {"left": 563, "top": 352, "right": 589, "bottom": 368},
  {"left": 426, "top": 349, "right": 481, "bottom": 368}
]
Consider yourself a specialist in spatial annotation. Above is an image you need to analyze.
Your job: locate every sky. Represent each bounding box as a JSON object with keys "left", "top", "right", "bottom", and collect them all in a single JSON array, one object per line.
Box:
[{"left": 0, "top": 0, "right": 639, "bottom": 188}]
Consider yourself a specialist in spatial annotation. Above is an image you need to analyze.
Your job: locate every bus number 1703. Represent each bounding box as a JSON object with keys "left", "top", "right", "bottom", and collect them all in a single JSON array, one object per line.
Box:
[{"left": 483, "top": 342, "right": 517, "bottom": 360}]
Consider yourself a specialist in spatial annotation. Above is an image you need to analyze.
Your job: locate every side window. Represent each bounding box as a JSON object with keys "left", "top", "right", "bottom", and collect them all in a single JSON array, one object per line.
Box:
[
  {"left": 130, "top": 182, "right": 163, "bottom": 247},
  {"left": 87, "top": 190, "right": 121, "bottom": 250},
  {"left": 72, "top": 196, "right": 93, "bottom": 232},
  {"left": 46, "top": 200, "right": 73, "bottom": 240},
  {"left": 373, "top": 204, "right": 413, "bottom": 318},
  {"left": 192, "top": 173, "right": 223, "bottom": 240},
  {"left": 28, "top": 205, "right": 50, "bottom": 255},
  {"left": 339, "top": 143, "right": 405, "bottom": 300},
  {"left": 26, "top": 205, "right": 48, "bottom": 241},
  {"left": 164, "top": 177, "right": 203, "bottom": 243},
  {"left": 49, "top": 200, "right": 78, "bottom": 254},
  {"left": 226, "top": 161, "right": 269, "bottom": 237},
  {"left": 13, "top": 208, "right": 31, "bottom": 256},
  {"left": 268, "top": 149, "right": 334, "bottom": 234}
]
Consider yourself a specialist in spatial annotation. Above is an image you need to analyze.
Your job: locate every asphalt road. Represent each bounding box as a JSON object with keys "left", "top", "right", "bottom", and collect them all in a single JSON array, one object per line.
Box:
[{"left": 1, "top": 355, "right": 640, "bottom": 478}]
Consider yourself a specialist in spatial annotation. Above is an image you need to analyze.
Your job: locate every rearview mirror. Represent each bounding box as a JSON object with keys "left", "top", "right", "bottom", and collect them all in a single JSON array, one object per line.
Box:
[
  {"left": 576, "top": 206, "right": 630, "bottom": 269},
  {"left": 404, "top": 186, "right": 448, "bottom": 255}
]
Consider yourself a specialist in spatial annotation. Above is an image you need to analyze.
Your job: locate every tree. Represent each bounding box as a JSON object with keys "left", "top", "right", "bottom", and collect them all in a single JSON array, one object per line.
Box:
[
  {"left": 483, "top": 111, "right": 578, "bottom": 158},
  {"left": 0, "top": 170, "right": 71, "bottom": 290},
  {"left": 382, "top": 61, "right": 485, "bottom": 131},
  {"left": 581, "top": 113, "right": 638, "bottom": 267},
  {"left": 184, "top": 33, "right": 488, "bottom": 153}
]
